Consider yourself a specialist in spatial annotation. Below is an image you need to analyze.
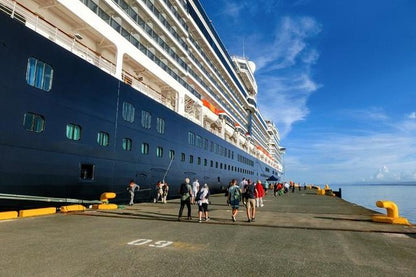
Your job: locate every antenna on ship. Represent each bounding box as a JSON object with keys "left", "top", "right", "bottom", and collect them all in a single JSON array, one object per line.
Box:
[{"left": 242, "top": 37, "right": 246, "bottom": 58}]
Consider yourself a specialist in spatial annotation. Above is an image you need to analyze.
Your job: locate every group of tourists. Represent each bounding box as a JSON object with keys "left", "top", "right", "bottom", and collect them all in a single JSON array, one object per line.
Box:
[
  {"left": 127, "top": 177, "right": 270, "bottom": 223},
  {"left": 153, "top": 181, "right": 169, "bottom": 204},
  {"left": 176, "top": 177, "right": 267, "bottom": 223},
  {"left": 127, "top": 180, "right": 170, "bottom": 206},
  {"left": 272, "top": 181, "right": 302, "bottom": 196},
  {"left": 177, "top": 177, "right": 210, "bottom": 223},
  {"left": 227, "top": 178, "right": 265, "bottom": 222}
]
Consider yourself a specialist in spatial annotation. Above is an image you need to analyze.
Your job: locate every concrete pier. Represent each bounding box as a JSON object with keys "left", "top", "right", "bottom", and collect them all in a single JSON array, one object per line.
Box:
[{"left": 1, "top": 190, "right": 415, "bottom": 276}]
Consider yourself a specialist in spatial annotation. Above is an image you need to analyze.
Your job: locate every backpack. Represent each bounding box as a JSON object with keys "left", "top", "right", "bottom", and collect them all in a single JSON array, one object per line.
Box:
[
  {"left": 180, "top": 183, "right": 190, "bottom": 201},
  {"left": 232, "top": 187, "right": 241, "bottom": 201},
  {"left": 179, "top": 183, "right": 188, "bottom": 195},
  {"left": 245, "top": 184, "right": 255, "bottom": 199},
  {"left": 195, "top": 190, "right": 203, "bottom": 201}
]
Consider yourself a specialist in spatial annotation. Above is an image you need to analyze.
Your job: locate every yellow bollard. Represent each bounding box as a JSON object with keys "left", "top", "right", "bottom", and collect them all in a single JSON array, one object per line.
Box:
[
  {"left": 93, "top": 192, "right": 118, "bottom": 209},
  {"left": 372, "top": 200, "right": 410, "bottom": 225},
  {"left": 100, "top": 192, "right": 116, "bottom": 203}
]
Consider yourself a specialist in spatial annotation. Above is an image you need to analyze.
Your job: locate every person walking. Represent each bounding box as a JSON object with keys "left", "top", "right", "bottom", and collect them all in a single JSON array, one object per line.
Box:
[
  {"left": 227, "top": 179, "right": 241, "bottom": 222},
  {"left": 154, "top": 181, "right": 163, "bottom": 203},
  {"left": 255, "top": 180, "right": 265, "bottom": 207},
  {"left": 239, "top": 178, "right": 248, "bottom": 206},
  {"left": 245, "top": 180, "right": 257, "bottom": 222},
  {"left": 197, "top": 184, "right": 210, "bottom": 222},
  {"left": 191, "top": 179, "right": 200, "bottom": 204},
  {"left": 127, "top": 180, "right": 140, "bottom": 206},
  {"left": 178, "top": 177, "right": 192, "bottom": 221},
  {"left": 162, "top": 182, "right": 169, "bottom": 204}
]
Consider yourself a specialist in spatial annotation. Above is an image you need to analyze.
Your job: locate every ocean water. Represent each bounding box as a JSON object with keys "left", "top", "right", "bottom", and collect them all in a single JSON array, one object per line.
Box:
[{"left": 333, "top": 184, "right": 416, "bottom": 224}]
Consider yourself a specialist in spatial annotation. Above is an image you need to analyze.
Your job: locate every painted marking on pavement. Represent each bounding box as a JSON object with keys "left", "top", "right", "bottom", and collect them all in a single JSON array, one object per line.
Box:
[{"left": 127, "top": 239, "right": 173, "bottom": 248}]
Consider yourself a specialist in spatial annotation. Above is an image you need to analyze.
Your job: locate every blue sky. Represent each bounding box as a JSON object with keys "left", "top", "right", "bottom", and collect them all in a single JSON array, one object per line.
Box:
[{"left": 201, "top": 0, "right": 416, "bottom": 184}]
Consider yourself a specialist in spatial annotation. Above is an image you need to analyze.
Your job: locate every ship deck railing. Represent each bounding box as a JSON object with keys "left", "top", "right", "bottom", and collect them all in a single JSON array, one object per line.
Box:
[
  {"left": 1, "top": 0, "right": 116, "bottom": 75},
  {"left": 0, "top": 0, "right": 174, "bottom": 111},
  {"left": 0, "top": 0, "right": 279, "bottom": 169}
]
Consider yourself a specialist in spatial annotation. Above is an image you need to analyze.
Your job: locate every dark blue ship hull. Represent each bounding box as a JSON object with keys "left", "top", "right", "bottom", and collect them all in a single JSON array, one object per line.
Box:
[{"left": 0, "top": 12, "right": 275, "bottom": 209}]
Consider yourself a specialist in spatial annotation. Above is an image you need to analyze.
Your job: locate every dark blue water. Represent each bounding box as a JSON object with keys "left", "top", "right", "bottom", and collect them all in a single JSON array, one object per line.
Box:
[{"left": 333, "top": 184, "right": 416, "bottom": 224}]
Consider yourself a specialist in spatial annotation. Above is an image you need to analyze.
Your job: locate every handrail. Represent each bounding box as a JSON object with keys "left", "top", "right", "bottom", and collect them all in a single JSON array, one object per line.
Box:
[{"left": 1, "top": 0, "right": 116, "bottom": 75}]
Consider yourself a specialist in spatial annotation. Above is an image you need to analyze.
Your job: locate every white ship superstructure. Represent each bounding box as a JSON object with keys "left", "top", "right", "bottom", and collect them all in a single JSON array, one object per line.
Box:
[{"left": 4, "top": 0, "right": 284, "bottom": 175}]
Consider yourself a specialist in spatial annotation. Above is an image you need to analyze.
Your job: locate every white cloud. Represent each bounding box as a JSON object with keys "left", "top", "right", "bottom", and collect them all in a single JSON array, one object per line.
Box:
[
  {"left": 222, "top": 2, "right": 243, "bottom": 18},
  {"left": 283, "top": 114, "right": 416, "bottom": 184},
  {"left": 408, "top": 112, "right": 416, "bottom": 119},
  {"left": 255, "top": 16, "right": 322, "bottom": 72},
  {"left": 253, "top": 16, "right": 321, "bottom": 138},
  {"left": 342, "top": 107, "right": 389, "bottom": 122}
]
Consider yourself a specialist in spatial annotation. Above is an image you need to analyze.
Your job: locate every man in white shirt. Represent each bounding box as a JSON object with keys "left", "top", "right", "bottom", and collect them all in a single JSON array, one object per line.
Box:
[
  {"left": 239, "top": 178, "right": 247, "bottom": 205},
  {"left": 191, "top": 179, "right": 200, "bottom": 204}
]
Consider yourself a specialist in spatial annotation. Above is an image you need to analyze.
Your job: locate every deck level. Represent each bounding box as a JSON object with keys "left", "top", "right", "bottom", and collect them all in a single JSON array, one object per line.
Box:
[{"left": 1, "top": 190, "right": 415, "bottom": 276}]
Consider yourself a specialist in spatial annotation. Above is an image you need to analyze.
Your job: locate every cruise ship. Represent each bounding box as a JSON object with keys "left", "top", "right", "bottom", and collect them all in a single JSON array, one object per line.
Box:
[{"left": 0, "top": 0, "right": 285, "bottom": 208}]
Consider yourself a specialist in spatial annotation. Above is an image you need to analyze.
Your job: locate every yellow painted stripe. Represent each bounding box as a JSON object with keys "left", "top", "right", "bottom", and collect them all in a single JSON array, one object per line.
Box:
[
  {"left": 19, "top": 207, "right": 56, "bottom": 218},
  {"left": 60, "top": 204, "right": 86, "bottom": 213},
  {"left": 92, "top": 204, "right": 118, "bottom": 210},
  {"left": 0, "top": 211, "right": 18, "bottom": 220}
]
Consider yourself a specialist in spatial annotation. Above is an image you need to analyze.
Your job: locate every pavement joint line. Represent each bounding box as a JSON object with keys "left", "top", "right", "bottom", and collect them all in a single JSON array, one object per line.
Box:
[{"left": 75, "top": 209, "right": 416, "bottom": 235}]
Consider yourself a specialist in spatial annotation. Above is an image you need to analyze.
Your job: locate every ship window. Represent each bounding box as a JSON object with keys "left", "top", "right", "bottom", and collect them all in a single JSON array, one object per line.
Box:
[
  {"left": 196, "top": 135, "right": 203, "bottom": 148},
  {"left": 97, "top": 132, "right": 109, "bottom": 146},
  {"left": 122, "top": 102, "right": 135, "bottom": 123},
  {"left": 215, "top": 162, "right": 218, "bottom": 168},
  {"left": 210, "top": 160, "right": 213, "bottom": 167},
  {"left": 189, "top": 155, "right": 193, "bottom": 164},
  {"left": 197, "top": 157, "right": 201, "bottom": 165},
  {"left": 204, "top": 159, "right": 207, "bottom": 166},
  {"left": 66, "top": 124, "right": 81, "bottom": 140},
  {"left": 181, "top": 153, "right": 185, "bottom": 162},
  {"left": 156, "top": 117, "right": 165, "bottom": 134},
  {"left": 23, "top": 112, "right": 45, "bottom": 133},
  {"left": 80, "top": 164, "right": 94, "bottom": 180},
  {"left": 210, "top": 141, "right": 214, "bottom": 152},
  {"left": 203, "top": 139, "right": 208, "bottom": 150},
  {"left": 141, "top": 110, "right": 151, "bottom": 129},
  {"left": 122, "top": 138, "right": 132, "bottom": 151},
  {"left": 169, "top": 150, "right": 175, "bottom": 160},
  {"left": 156, "top": 146, "right": 163, "bottom": 158},
  {"left": 188, "top": 132, "right": 195, "bottom": 145},
  {"left": 220, "top": 163, "right": 222, "bottom": 169},
  {"left": 141, "top": 143, "right": 149, "bottom": 155},
  {"left": 26, "top": 57, "right": 54, "bottom": 92}
]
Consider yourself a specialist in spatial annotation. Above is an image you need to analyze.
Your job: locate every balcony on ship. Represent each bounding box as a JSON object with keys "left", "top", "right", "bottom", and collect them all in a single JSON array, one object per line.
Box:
[{"left": 3, "top": 0, "right": 283, "bottom": 170}]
